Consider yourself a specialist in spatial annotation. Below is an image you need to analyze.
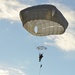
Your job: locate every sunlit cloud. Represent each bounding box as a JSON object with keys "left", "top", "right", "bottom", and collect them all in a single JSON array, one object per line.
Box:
[
  {"left": 45, "top": 34, "right": 75, "bottom": 51},
  {"left": 0, "top": 0, "right": 30, "bottom": 21},
  {"left": 9, "top": 68, "right": 25, "bottom": 75},
  {"left": 0, "top": 68, "right": 26, "bottom": 75},
  {"left": 0, "top": 70, "right": 9, "bottom": 75},
  {"left": 48, "top": 0, "right": 62, "bottom": 3}
]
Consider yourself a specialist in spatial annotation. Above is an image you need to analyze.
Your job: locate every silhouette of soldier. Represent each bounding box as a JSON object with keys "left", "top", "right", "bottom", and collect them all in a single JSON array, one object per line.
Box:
[{"left": 39, "top": 53, "right": 43, "bottom": 62}]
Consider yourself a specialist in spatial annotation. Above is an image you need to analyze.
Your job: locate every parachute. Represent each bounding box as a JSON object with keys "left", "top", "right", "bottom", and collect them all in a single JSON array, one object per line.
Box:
[{"left": 20, "top": 4, "right": 68, "bottom": 36}]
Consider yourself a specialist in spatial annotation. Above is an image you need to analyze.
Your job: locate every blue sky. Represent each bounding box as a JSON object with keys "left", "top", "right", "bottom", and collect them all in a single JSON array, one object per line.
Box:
[{"left": 0, "top": 0, "right": 75, "bottom": 75}]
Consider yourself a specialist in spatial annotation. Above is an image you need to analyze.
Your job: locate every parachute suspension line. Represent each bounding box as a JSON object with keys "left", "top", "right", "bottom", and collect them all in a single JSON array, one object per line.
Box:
[
  {"left": 39, "top": 60, "right": 42, "bottom": 75},
  {"left": 39, "top": 66, "right": 41, "bottom": 75}
]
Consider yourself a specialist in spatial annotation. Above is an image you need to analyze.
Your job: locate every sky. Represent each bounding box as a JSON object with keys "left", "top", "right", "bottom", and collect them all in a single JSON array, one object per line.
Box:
[{"left": 0, "top": 0, "right": 75, "bottom": 75}]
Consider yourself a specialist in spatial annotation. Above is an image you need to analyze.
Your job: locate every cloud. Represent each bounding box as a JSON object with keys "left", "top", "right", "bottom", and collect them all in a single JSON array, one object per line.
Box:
[
  {"left": 55, "top": 32, "right": 75, "bottom": 51},
  {"left": 0, "top": 0, "right": 30, "bottom": 21},
  {"left": 44, "top": 2, "right": 75, "bottom": 51},
  {"left": 21, "top": 0, "right": 36, "bottom": 4},
  {"left": 0, "top": 61, "right": 29, "bottom": 75},
  {"left": 9, "top": 68, "right": 25, "bottom": 75},
  {"left": 0, "top": 68, "right": 26, "bottom": 75},
  {"left": 48, "top": 0, "right": 62, "bottom": 3},
  {"left": 0, "top": 70, "right": 9, "bottom": 75}
]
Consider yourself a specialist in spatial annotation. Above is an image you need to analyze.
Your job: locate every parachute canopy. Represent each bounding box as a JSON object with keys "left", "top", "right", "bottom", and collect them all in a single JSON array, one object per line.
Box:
[
  {"left": 37, "top": 46, "right": 47, "bottom": 50},
  {"left": 20, "top": 4, "right": 68, "bottom": 36}
]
